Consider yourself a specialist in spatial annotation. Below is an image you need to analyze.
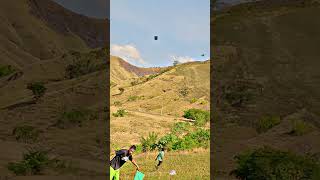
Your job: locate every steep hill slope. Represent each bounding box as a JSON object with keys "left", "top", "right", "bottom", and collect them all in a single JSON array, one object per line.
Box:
[
  {"left": 0, "top": 0, "right": 108, "bottom": 177},
  {"left": 111, "top": 60, "right": 210, "bottom": 116},
  {"left": 0, "top": 0, "right": 108, "bottom": 70},
  {"left": 110, "top": 60, "right": 210, "bottom": 147},
  {"left": 110, "top": 56, "right": 138, "bottom": 85},
  {"left": 212, "top": 0, "right": 320, "bottom": 178}
]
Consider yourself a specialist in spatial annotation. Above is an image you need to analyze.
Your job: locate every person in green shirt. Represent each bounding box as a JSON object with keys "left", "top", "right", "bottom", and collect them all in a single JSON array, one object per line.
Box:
[{"left": 155, "top": 147, "right": 165, "bottom": 169}]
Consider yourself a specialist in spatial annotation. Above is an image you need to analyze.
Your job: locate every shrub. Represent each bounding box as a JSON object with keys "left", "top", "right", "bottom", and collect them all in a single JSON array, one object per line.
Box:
[
  {"left": 231, "top": 146, "right": 320, "bottom": 180},
  {"left": 135, "top": 144, "right": 143, "bottom": 154},
  {"left": 7, "top": 162, "right": 27, "bottom": 175},
  {"left": 146, "top": 74, "right": 159, "bottom": 81},
  {"left": 140, "top": 132, "right": 158, "bottom": 152},
  {"left": 112, "top": 109, "right": 127, "bottom": 117},
  {"left": 12, "top": 125, "right": 40, "bottom": 143},
  {"left": 189, "top": 98, "right": 198, "bottom": 104},
  {"left": 131, "top": 80, "right": 139, "bottom": 86},
  {"left": 128, "top": 96, "right": 140, "bottom": 102},
  {"left": 157, "top": 129, "right": 210, "bottom": 151},
  {"left": 188, "top": 129, "right": 210, "bottom": 143},
  {"left": 179, "top": 87, "right": 189, "bottom": 97},
  {"left": 183, "top": 108, "right": 210, "bottom": 126},
  {"left": 222, "top": 82, "right": 254, "bottom": 107},
  {"left": 157, "top": 134, "right": 180, "bottom": 151},
  {"left": 256, "top": 116, "right": 281, "bottom": 133},
  {"left": 65, "top": 53, "right": 98, "bottom": 79},
  {"left": 199, "top": 99, "right": 208, "bottom": 105},
  {"left": 177, "top": 129, "right": 210, "bottom": 150},
  {"left": 55, "top": 108, "right": 94, "bottom": 128},
  {"left": 27, "top": 82, "right": 46, "bottom": 99},
  {"left": 171, "top": 122, "right": 190, "bottom": 134},
  {"left": 0, "top": 65, "right": 15, "bottom": 77},
  {"left": 289, "top": 119, "right": 311, "bottom": 136},
  {"left": 113, "top": 101, "right": 122, "bottom": 106},
  {"left": 8, "top": 150, "right": 50, "bottom": 175}
]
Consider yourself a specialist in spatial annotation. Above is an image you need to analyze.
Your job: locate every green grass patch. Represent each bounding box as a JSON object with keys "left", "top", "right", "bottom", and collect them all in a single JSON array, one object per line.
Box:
[
  {"left": 7, "top": 150, "right": 69, "bottom": 175},
  {"left": 183, "top": 108, "right": 210, "bottom": 126},
  {"left": 171, "top": 122, "right": 191, "bottom": 134},
  {"left": 27, "top": 82, "right": 47, "bottom": 99},
  {"left": 119, "top": 150, "right": 210, "bottom": 179},
  {"left": 112, "top": 109, "right": 127, "bottom": 117},
  {"left": 256, "top": 116, "right": 281, "bottom": 133},
  {"left": 199, "top": 99, "right": 208, "bottom": 105},
  {"left": 55, "top": 108, "right": 96, "bottom": 128},
  {"left": 289, "top": 119, "right": 312, "bottom": 136},
  {"left": 65, "top": 48, "right": 107, "bottom": 79},
  {"left": 128, "top": 95, "right": 142, "bottom": 102},
  {"left": 12, "top": 125, "right": 40, "bottom": 143},
  {"left": 189, "top": 98, "right": 198, "bottom": 104},
  {"left": 141, "top": 129, "right": 210, "bottom": 152},
  {"left": 146, "top": 74, "right": 159, "bottom": 81},
  {"left": 0, "top": 65, "right": 15, "bottom": 77},
  {"left": 231, "top": 146, "right": 320, "bottom": 180},
  {"left": 8, "top": 150, "right": 50, "bottom": 175},
  {"left": 172, "top": 129, "right": 210, "bottom": 150}
]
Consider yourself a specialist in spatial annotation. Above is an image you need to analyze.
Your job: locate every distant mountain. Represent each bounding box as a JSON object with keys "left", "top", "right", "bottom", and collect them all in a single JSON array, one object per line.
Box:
[
  {"left": 214, "top": 0, "right": 258, "bottom": 10},
  {"left": 0, "top": 0, "right": 108, "bottom": 70},
  {"left": 28, "top": 0, "right": 108, "bottom": 48},
  {"left": 117, "top": 58, "right": 162, "bottom": 77},
  {"left": 110, "top": 56, "right": 164, "bottom": 85}
]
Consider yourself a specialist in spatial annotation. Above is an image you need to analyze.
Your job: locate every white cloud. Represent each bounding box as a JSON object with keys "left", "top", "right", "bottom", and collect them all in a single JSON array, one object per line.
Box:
[
  {"left": 111, "top": 44, "right": 146, "bottom": 65},
  {"left": 169, "top": 55, "right": 196, "bottom": 64}
]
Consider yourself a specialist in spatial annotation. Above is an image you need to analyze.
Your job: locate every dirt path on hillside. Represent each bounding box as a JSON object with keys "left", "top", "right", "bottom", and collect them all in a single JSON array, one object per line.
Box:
[{"left": 126, "top": 110, "right": 195, "bottom": 122}]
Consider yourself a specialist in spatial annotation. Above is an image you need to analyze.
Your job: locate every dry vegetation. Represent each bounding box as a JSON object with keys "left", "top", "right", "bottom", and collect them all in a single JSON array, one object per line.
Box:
[
  {"left": 212, "top": 0, "right": 320, "bottom": 179},
  {"left": 110, "top": 56, "right": 210, "bottom": 179},
  {"left": 0, "top": 0, "right": 108, "bottom": 178}
]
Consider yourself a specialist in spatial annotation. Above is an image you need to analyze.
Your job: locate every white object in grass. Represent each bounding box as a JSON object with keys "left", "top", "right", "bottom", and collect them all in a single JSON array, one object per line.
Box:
[{"left": 169, "top": 170, "right": 176, "bottom": 176}]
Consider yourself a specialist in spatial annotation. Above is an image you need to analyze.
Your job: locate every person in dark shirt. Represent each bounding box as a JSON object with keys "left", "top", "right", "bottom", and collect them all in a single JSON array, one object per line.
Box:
[{"left": 110, "top": 145, "right": 139, "bottom": 180}]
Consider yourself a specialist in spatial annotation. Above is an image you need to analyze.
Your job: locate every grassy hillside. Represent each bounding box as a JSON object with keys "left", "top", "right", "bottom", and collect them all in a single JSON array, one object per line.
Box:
[
  {"left": 212, "top": 0, "right": 320, "bottom": 178},
  {"left": 0, "top": 0, "right": 108, "bottom": 178},
  {"left": 111, "top": 60, "right": 210, "bottom": 116},
  {"left": 0, "top": 0, "right": 108, "bottom": 71},
  {"left": 110, "top": 58, "right": 210, "bottom": 179},
  {"left": 120, "top": 150, "right": 210, "bottom": 180},
  {"left": 110, "top": 56, "right": 138, "bottom": 86}
]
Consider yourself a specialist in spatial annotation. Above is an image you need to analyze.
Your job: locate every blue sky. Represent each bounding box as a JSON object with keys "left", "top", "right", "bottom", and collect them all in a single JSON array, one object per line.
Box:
[{"left": 111, "top": 0, "right": 210, "bottom": 67}]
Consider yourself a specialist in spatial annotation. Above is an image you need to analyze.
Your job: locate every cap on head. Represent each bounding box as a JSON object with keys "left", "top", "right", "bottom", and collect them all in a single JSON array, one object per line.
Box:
[{"left": 129, "top": 145, "right": 136, "bottom": 152}]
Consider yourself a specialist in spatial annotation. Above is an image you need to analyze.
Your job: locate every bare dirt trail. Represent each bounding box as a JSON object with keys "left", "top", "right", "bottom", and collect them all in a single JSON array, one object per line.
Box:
[{"left": 126, "top": 110, "right": 195, "bottom": 123}]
